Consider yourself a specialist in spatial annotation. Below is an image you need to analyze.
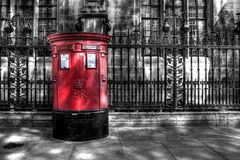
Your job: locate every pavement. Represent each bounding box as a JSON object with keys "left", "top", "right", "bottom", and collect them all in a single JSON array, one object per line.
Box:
[{"left": 0, "top": 126, "right": 240, "bottom": 160}]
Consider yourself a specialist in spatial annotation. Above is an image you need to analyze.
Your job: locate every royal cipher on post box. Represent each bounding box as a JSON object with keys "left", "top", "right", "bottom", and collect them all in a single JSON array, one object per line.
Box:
[{"left": 48, "top": 33, "right": 110, "bottom": 141}]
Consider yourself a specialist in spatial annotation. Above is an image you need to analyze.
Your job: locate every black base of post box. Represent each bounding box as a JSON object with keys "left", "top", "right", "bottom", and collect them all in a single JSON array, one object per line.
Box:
[{"left": 52, "top": 109, "right": 108, "bottom": 141}]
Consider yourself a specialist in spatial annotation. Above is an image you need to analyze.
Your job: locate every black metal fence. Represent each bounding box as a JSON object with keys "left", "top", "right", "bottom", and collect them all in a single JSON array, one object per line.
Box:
[
  {"left": 108, "top": 27, "right": 240, "bottom": 112},
  {"left": 0, "top": 36, "right": 53, "bottom": 111},
  {"left": 0, "top": 28, "right": 240, "bottom": 112}
]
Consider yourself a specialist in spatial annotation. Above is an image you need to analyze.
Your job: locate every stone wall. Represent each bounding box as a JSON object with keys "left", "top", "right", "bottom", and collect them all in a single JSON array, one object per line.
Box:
[
  {"left": 214, "top": 0, "right": 240, "bottom": 29},
  {"left": 213, "top": 0, "right": 240, "bottom": 81},
  {"left": 2, "top": 111, "right": 240, "bottom": 127}
]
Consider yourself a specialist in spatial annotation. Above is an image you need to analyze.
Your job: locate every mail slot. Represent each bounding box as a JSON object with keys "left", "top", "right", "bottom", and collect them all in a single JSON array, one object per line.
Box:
[{"left": 48, "top": 32, "right": 111, "bottom": 141}]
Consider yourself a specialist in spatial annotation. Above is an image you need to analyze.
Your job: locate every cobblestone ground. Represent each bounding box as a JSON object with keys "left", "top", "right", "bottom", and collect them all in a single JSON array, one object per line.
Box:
[{"left": 0, "top": 126, "right": 240, "bottom": 160}]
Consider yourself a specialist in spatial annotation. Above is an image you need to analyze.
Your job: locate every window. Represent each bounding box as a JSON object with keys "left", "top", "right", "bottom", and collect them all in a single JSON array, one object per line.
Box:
[
  {"left": 140, "top": 0, "right": 208, "bottom": 39},
  {"left": 0, "top": 0, "right": 9, "bottom": 19},
  {"left": 189, "top": 0, "right": 207, "bottom": 37},
  {"left": 38, "top": 0, "right": 57, "bottom": 36},
  {"left": 165, "top": 0, "right": 183, "bottom": 18},
  {"left": 141, "top": 0, "right": 160, "bottom": 41}
]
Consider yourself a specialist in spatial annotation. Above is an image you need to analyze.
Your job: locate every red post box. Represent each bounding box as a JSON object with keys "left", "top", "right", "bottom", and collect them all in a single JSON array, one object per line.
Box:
[{"left": 48, "top": 32, "right": 110, "bottom": 141}]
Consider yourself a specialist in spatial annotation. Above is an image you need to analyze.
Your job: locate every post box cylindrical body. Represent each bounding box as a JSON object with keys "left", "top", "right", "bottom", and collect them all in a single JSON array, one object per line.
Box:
[{"left": 48, "top": 32, "right": 110, "bottom": 141}]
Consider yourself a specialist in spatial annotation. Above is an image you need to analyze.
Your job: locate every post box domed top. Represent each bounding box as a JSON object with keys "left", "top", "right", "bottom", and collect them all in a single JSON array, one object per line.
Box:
[{"left": 48, "top": 32, "right": 111, "bottom": 44}]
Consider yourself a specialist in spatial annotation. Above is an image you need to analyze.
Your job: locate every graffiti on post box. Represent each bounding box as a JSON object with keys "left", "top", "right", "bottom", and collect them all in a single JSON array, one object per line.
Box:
[{"left": 73, "top": 79, "right": 87, "bottom": 99}]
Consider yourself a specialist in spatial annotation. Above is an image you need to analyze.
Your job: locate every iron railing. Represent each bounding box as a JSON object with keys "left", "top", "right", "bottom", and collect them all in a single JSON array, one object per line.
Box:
[
  {"left": 0, "top": 27, "right": 240, "bottom": 112},
  {"left": 0, "top": 36, "right": 52, "bottom": 111},
  {"left": 108, "top": 27, "right": 240, "bottom": 111}
]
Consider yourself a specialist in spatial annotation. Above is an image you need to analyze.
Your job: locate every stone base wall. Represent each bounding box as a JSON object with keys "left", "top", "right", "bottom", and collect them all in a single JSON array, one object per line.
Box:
[{"left": 1, "top": 111, "right": 240, "bottom": 128}]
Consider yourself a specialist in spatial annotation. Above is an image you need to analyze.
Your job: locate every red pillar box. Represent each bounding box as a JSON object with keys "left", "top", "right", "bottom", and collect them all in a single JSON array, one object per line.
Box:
[{"left": 48, "top": 32, "right": 111, "bottom": 141}]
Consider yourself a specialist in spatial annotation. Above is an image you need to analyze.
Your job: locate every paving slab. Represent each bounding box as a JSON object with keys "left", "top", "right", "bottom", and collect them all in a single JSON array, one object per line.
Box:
[
  {"left": 210, "top": 127, "right": 240, "bottom": 140},
  {"left": 0, "top": 149, "right": 29, "bottom": 160},
  {"left": 0, "top": 127, "right": 44, "bottom": 160},
  {"left": 25, "top": 140, "right": 74, "bottom": 160},
  {"left": 121, "top": 141, "right": 175, "bottom": 160},
  {"left": 151, "top": 126, "right": 195, "bottom": 139},
  {"left": 201, "top": 138, "right": 240, "bottom": 155},
  {"left": 187, "top": 126, "right": 228, "bottom": 139},
  {"left": 117, "top": 127, "right": 155, "bottom": 141},
  {"left": 71, "top": 144, "right": 124, "bottom": 160},
  {"left": 223, "top": 153, "right": 240, "bottom": 160},
  {"left": 158, "top": 137, "right": 205, "bottom": 148},
  {"left": 168, "top": 147, "right": 226, "bottom": 160}
]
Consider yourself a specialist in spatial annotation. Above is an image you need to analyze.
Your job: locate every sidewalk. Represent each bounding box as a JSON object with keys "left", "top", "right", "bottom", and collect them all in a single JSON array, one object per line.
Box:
[{"left": 0, "top": 126, "right": 240, "bottom": 160}]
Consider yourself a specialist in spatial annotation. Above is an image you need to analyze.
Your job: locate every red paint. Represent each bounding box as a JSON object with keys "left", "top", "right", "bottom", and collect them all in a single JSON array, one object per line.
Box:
[{"left": 48, "top": 32, "right": 111, "bottom": 111}]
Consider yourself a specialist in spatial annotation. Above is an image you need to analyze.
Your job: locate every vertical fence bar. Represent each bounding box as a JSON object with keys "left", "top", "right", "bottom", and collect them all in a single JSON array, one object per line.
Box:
[
  {"left": 131, "top": 79, "right": 134, "bottom": 107},
  {"left": 187, "top": 79, "right": 189, "bottom": 109},
  {"left": 194, "top": 79, "right": 197, "bottom": 107},
  {"left": 197, "top": 48, "right": 200, "bottom": 108},
  {"left": 239, "top": 47, "right": 240, "bottom": 105},
  {"left": 116, "top": 78, "right": 119, "bottom": 107},
  {"left": 153, "top": 79, "right": 156, "bottom": 109},
  {"left": 161, "top": 78, "right": 163, "bottom": 110},
  {"left": 123, "top": 78, "right": 126, "bottom": 106},
  {"left": 127, "top": 47, "right": 130, "bottom": 108},
  {"left": 30, "top": 81, "right": 33, "bottom": 108},
  {"left": 34, "top": 49, "right": 37, "bottom": 110},
  {"left": 214, "top": 80, "right": 217, "bottom": 108},
  {"left": 48, "top": 79, "right": 51, "bottom": 108},
  {"left": 43, "top": 48, "right": 46, "bottom": 107},
  {"left": 146, "top": 79, "right": 149, "bottom": 105},
  {"left": 149, "top": 47, "right": 152, "bottom": 106},
  {"left": 0, "top": 49, "right": 2, "bottom": 109},
  {"left": 108, "top": 81, "right": 112, "bottom": 108},
  {"left": 138, "top": 77, "right": 141, "bottom": 109},
  {"left": 164, "top": 48, "right": 167, "bottom": 110},
  {"left": 183, "top": 48, "right": 186, "bottom": 110},
  {"left": 135, "top": 47, "right": 138, "bottom": 108},
  {"left": 205, "top": 81, "right": 207, "bottom": 107},
  {"left": 225, "top": 48, "right": 228, "bottom": 106},
  {"left": 190, "top": 48, "right": 193, "bottom": 106},
  {"left": 135, "top": 79, "right": 137, "bottom": 108},
  {"left": 142, "top": 47, "right": 145, "bottom": 106},
  {"left": 218, "top": 48, "right": 221, "bottom": 106},
  {"left": 120, "top": 43, "right": 123, "bottom": 104},
  {"left": 232, "top": 49, "right": 235, "bottom": 106},
  {"left": 3, "top": 79, "right": 6, "bottom": 109},
  {"left": 39, "top": 80, "right": 42, "bottom": 109},
  {"left": 112, "top": 46, "right": 115, "bottom": 107},
  {"left": 201, "top": 81, "right": 204, "bottom": 108},
  {"left": 7, "top": 49, "right": 11, "bottom": 110},
  {"left": 211, "top": 48, "right": 214, "bottom": 107},
  {"left": 204, "top": 48, "right": 208, "bottom": 107},
  {"left": 157, "top": 48, "right": 160, "bottom": 110},
  {"left": 26, "top": 49, "right": 29, "bottom": 110}
]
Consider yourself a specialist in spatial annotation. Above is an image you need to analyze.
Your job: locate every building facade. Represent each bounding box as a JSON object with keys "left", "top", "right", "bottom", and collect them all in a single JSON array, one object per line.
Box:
[{"left": 0, "top": 0, "right": 240, "bottom": 112}]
